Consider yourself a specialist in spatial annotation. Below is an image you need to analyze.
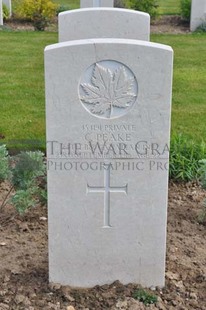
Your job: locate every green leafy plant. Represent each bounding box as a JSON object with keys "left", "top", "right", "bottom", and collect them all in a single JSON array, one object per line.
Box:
[
  {"left": 126, "top": 0, "right": 159, "bottom": 19},
  {"left": 196, "top": 20, "right": 206, "bottom": 32},
  {"left": 133, "top": 288, "right": 157, "bottom": 305},
  {"left": 3, "top": 4, "right": 10, "bottom": 20},
  {"left": 0, "top": 148, "right": 47, "bottom": 214},
  {"left": 16, "top": 0, "right": 57, "bottom": 31},
  {"left": 0, "top": 145, "right": 10, "bottom": 183},
  {"left": 169, "top": 134, "right": 206, "bottom": 181},
  {"left": 11, "top": 151, "right": 46, "bottom": 190},
  {"left": 10, "top": 151, "right": 46, "bottom": 213},
  {"left": 180, "top": 0, "right": 191, "bottom": 21},
  {"left": 11, "top": 188, "right": 37, "bottom": 215}
]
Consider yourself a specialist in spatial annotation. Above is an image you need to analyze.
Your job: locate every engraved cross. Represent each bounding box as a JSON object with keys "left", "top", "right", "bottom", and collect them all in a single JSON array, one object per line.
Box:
[{"left": 87, "top": 164, "right": 128, "bottom": 228}]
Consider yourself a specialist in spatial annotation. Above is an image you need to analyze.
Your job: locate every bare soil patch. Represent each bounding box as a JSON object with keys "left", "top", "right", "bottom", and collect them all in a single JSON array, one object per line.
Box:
[
  {"left": 0, "top": 182, "right": 205, "bottom": 310},
  {"left": 151, "top": 15, "right": 190, "bottom": 34}
]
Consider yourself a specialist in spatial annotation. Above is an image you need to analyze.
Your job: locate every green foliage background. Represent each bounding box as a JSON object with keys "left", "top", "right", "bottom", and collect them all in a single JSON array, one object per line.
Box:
[{"left": 180, "top": 0, "right": 191, "bottom": 21}]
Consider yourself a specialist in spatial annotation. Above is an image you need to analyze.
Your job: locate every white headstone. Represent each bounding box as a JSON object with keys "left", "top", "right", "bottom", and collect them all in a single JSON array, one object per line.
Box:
[
  {"left": 81, "top": 0, "right": 114, "bottom": 8},
  {"left": 59, "top": 8, "right": 150, "bottom": 42},
  {"left": 45, "top": 38, "right": 173, "bottom": 288},
  {"left": 190, "top": 0, "right": 206, "bottom": 31},
  {"left": 0, "top": 0, "right": 3, "bottom": 25}
]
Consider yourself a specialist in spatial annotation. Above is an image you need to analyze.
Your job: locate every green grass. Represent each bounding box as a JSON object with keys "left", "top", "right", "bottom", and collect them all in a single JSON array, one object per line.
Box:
[
  {"left": 157, "top": 0, "right": 181, "bottom": 15},
  {"left": 0, "top": 31, "right": 206, "bottom": 151},
  {"left": 0, "top": 32, "right": 57, "bottom": 150},
  {"left": 53, "top": 0, "right": 79, "bottom": 9},
  {"left": 151, "top": 33, "right": 206, "bottom": 141}
]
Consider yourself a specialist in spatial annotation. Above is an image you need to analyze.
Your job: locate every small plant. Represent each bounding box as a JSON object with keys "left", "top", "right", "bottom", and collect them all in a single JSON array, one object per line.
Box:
[
  {"left": 10, "top": 151, "right": 46, "bottom": 213},
  {"left": 0, "top": 147, "right": 47, "bottom": 215},
  {"left": 198, "top": 200, "right": 206, "bottom": 225},
  {"left": 16, "top": 0, "right": 57, "bottom": 31},
  {"left": 196, "top": 20, "right": 206, "bottom": 32},
  {"left": 11, "top": 151, "right": 46, "bottom": 190},
  {"left": 11, "top": 188, "right": 37, "bottom": 215},
  {"left": 180, "top": 0, "right": 191, "bottom": 22},
  {"left": 169, "top": 134, "right": 206, "bottom": 182},
  {"left": 126, "top": 0, "right": 159, "bottom": 19},
  {"left": 133, "top": 288, "right": 157, "bottom": 305},
  {"left": 0, "top": 145, "right": 10, "bottom": 183}
]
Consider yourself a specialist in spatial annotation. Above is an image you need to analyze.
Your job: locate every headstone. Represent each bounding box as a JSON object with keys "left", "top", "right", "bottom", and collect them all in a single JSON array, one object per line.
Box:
[
  {"left": 190, "top": 0, "right": 206, "bottom": 31},
  {"left": 81, "top": 0, "right": 114, "bottom": 8},
  {"left": 0, "top": 0, "right": 3, "bottom": 25},
  {"left": 3, "top": 0, "right": 12, "bottom": 17},
  {"left": 45, "top": 38, "right": 173, "bottom": 288},
  {"left": 59, "top": 8, "right": 150, "bottom": 42}
]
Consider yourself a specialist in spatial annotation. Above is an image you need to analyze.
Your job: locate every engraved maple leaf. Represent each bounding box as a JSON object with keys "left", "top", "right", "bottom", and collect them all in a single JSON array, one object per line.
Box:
[{"left": 80, "top": 63, "right": 136, "bottom": 118}]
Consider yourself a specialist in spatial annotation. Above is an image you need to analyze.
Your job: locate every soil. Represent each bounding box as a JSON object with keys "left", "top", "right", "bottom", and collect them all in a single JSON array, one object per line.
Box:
[
  {"left": 0, "top": 181, "right": 205, "bottom": 310},
  {"left": 150, "top": 16, "right": 190, "bottom": 34}
]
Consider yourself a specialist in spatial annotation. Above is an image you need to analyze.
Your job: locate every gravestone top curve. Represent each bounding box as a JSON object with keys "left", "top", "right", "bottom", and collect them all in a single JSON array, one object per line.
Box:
[
  {"left": 58, "top": 8, "right": 150, "bottom": 42},
  {"left": 45, "top": 38, "right": 172, "bottom": 54}
]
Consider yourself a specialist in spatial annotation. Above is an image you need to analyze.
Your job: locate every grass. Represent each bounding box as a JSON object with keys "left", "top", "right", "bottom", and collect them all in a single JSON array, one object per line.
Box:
[
  {"left": 0, "top": 31, "right": 206, "bottom": 151},
  {"left": 151, "top": 33, "right": 206, "bottom": 141},
  {"left": 0, "top": 32, "right": 58, "bottom": 150},
  {"left": 157, "top": 0, "right": 181, "bottom": 15},
  {"left": 53, "top": 0, "right": 79, "bottom": 9}
]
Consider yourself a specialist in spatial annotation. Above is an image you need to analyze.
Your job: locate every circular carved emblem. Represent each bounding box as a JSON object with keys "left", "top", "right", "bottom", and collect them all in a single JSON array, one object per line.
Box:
[{"left": 79, "top": 60, "right": 138, "bottom": 119}]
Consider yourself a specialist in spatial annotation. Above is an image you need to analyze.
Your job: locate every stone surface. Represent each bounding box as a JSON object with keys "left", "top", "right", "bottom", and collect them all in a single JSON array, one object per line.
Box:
[
  {"left": 66, "top": 306, "right": 76, "bottom": 310},
  {"left": 59, "top": 8, "right": 150, "bottom": 42},
  {"left": 45, "top": 38, "right": 173, "bottom": 288},
  {"left": 190, "top": 0, "right": 206, "bottom": 31},
  {"left": 81, "top": 0, "right": 114, "bottom": 8},
  {"left": 3, "top": 0, "right": 11, "bottom": 16},
  {"left": 0, "top": 0, "right": 3, "bottom": 26}
]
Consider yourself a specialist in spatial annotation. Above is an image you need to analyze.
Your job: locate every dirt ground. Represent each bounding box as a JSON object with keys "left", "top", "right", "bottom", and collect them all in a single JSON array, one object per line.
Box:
[
  {"left": 151, "top": 16, "right": 190, "bottom": 34},
  {"left": 0, "top": 181, "right": 205, "bottom": 310}
]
